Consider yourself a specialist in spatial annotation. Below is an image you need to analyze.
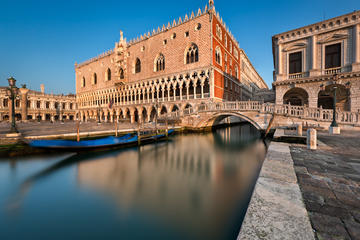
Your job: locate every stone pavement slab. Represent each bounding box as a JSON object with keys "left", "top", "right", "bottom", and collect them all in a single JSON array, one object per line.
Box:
[
  {"left": 290, "top": 130, "right": 360, "bottom": 240},
  {"left": 238, "top": 142, "right": 315, "bottom": 240}
]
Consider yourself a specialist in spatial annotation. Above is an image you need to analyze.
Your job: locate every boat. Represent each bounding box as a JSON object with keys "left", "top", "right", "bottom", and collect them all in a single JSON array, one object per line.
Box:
[{"left": 28, "top": 129, "right": 175, "bottom": 151}]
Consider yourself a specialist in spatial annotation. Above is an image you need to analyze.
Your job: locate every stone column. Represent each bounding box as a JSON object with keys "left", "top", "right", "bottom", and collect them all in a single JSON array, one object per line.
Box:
[
  {"left": 180, "top": 87, "right": 183, "bottom": 101},
  {"left": 130, "top": 113, "right": 135, "bottom": 124},
  {"left": 162, "top": 88, "right": 165, "bottom": 102},
  {"left": 193, "top": 82, "right": 197, "bottom": 99},
  {"left": 173, "top": 86, "right": 176, "bottom": 101},
  {"left": 278, "top": 43, "right": 283, "bottom": 75},
  {"left": 41, "top": 113, "right": 45, "bottom": 121},
  {"left": 353, "top": 24, "right": 360, "bottom": 71},
  {"left": 201, "top": 83, "right": 204, "bottom": 99},
  {"left": 167, "top": 87, "right": 170, "bottom": 102},
  {"left": 19, "top": 88, "right": 29, "bottom": 121},
  {"left": 309, "top": 35, "right": 320, "bottom": 76},
  {"left": 186, "top": 84, "right": 189, "bottom": 100},
  {"left": 51, "top": 115, "right": 55, "bottom": 122},
  {"left": 147, "top": 91, "right": 150, "bottom": 103},
  {"left": 110, "top": 112, "right": 114, "bottom": 123}
]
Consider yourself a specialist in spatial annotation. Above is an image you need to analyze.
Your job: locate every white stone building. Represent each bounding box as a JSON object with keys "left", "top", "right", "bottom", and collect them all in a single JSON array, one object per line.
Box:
[{"left": 272, "top": 10, "right": 360, "bottom": 112}]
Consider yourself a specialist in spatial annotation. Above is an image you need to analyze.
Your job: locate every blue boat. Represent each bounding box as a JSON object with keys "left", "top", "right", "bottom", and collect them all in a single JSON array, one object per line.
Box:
[{"left": 28, "top": 129, "right": 175, "bottom": 151}]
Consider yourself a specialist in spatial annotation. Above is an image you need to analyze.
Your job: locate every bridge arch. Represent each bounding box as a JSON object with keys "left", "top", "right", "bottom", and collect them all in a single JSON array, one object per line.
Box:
[{"left": 196, "top": 111, "right": 262, "bottom": 130}]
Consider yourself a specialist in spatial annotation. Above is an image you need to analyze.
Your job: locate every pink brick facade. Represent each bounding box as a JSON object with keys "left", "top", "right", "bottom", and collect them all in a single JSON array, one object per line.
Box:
[{"left": 75, "top": 1, "right": 267, "bottom": 123}]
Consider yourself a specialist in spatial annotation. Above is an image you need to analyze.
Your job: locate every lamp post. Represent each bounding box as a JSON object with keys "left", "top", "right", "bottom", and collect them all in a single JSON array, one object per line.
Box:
[
  {"left": 330, "top": 86, "right": 338, "bottom": 127},
  {"left": 97, "top": 104, "right": 101, "bottom": 124},
  {"left": 7, "top": 77, "right": 19, "bottom": 133}
]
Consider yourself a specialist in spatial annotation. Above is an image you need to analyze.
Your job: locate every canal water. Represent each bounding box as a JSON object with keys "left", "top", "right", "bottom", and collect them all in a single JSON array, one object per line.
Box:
[{"left": 0, "top": 124, "right": 266, "bottom": 240}]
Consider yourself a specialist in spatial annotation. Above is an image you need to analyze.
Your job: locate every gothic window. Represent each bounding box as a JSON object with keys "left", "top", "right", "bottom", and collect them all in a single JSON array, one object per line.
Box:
[
  {"left": 186, "top": 44, "right": 199, "bottom": 64},
  {"left": 93, "top": 73, "right": 97, "bottom": 85},
  {"left": 234, "top": 48, "right": 239, "bottom": 60},
  {"left": 82, "top": 77, "right": 86, "bottom": 87},
  {"left": 107, "top": 68, "right": 111, "bottom": 81},
  {"left": 216, "top": 24, "right": 222, "bottom": 40},
  {"left": 325, "top": 43, "right": 341, "bottom": 69},
  {"left": 224, "top": 53, "right": 227, "bottom": 62},
  {"left": 235, "top": 66, "right": 239, "bottom": 79},
  {"left": 135, "top": 58, "right": 141, "bottom": 73},
  {"left": 215, "top": 47, "right": 222, "bottom": 65},
  {"left": 120, "top": 68, "right": 124, "bottom": 79},
  {"left": 155, "top": 54, "right": 165, "bottom": 72},
  {"left": 289, "top": 51, "right": 302, "bottom": 74},
  {"left": 229, "top": 41, "right": 233, "bottom": 54},
  {"left": 171, "top": 33, "right": 176, "bottom": 39},
  {"left": 185, "top": 31, "right": 189, "bottom": 37},
  {"left": 225, "top": 34, "right": 228, "bottom": 48}
]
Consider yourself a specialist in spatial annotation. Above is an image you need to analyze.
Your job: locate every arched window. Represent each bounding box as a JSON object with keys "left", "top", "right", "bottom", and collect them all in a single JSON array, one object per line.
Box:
[
  {"left": 82, "top": 77, "right": 86, "bottom": 87},
  {"left": 185, "top": 44, "right": 199, "bottom": 64},
  {"left": 135, "top": 58, "right": 141, "bottom": 73},
  {"left": 235, "top": 66, "right": 239, "bottom": 79},
  {"left": 229, "top": 41, "right": 233, "bottom": 54},
  {"left": 93, "top": 73, "right": 97, "bottom": 85},
  {"left": 155, "top": 54, "right": 165, "bottom": 72},
  {"left": 215, "top": 47, "right": 222, "bottom": 65},
  {"left": 119, "top": 68, "right": 124, "bottom": 79},
  {"left": 225, "top": 34, "right": 228, "bottom": 48},
  {"left": 216, "top": 24, "right": 222, "bottom": 40},
  {"left": 107, "top": 68, "right": 111, "bottom": 81}
]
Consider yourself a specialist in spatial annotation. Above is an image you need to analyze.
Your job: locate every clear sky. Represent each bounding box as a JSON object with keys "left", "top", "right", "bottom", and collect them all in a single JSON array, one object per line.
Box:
[{"left": 0, "top": 0, "right": 359, "bottom": 94}]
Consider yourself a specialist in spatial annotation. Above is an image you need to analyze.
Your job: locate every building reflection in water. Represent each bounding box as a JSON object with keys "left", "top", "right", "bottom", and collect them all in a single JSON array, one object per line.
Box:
[{"left": 76, "top": 124, "right": 266, "bottom": 240}]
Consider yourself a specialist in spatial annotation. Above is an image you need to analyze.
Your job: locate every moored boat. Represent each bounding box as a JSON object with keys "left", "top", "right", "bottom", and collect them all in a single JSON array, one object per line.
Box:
[{"left": 28, "top": 129, "right": 175, "bottom": 151}]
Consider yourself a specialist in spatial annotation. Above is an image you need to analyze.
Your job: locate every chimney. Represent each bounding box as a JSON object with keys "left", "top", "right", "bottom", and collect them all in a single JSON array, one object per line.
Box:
[{"left": 40, "top": 84, "right": 45, "bottom": 94}]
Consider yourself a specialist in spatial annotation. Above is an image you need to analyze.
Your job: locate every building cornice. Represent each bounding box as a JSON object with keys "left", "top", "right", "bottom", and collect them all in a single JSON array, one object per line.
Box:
[{"left": 273, "top": 10, "right": 360, "bottom": 44}]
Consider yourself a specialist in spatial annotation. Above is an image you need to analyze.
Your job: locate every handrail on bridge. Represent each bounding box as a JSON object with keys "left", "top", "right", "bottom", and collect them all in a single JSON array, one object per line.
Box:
[{"left": 158, "top": 101, "right": 360, "bottom": 125}]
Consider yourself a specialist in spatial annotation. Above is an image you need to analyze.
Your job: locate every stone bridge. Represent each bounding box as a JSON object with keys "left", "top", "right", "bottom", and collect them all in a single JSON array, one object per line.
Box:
[{"left": 159, "top": 101, "right": 360, "bottom": 130}]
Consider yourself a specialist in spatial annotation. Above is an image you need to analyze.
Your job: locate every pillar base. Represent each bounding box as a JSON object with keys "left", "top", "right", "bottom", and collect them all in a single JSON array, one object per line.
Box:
[
  {"left": 352, "top": 63, "right": 360, "bottom": 72},
  {"left": 329, "top": 126, "right": 340, "bottom": 135}
]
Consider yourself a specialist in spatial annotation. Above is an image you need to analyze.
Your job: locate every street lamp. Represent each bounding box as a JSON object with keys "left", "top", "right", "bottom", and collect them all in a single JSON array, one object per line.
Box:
[
  {"left": 7, "top": 77, "right": 19, "bottom": 133},
  {"left": 97, "top": 104, "right": 101, "bottom": 124},
  {"left": 330, "top": 86, "right": 338, "bottom": 127}
]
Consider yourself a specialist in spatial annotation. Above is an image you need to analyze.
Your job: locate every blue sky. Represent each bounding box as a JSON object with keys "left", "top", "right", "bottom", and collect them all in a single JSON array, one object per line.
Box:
[{"left": 0, "top": 0, "right": 359, "bottom": 94}]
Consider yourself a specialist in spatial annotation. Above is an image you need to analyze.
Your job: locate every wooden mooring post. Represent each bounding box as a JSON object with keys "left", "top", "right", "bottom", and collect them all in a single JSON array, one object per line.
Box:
[
  {"left": 137, "top": 120, "right": 141, "bottom": 145},
  {"left": 76, "top": 120, "right": 80, "bottom": 142},
  {"left": 115, "top": 119, "right": 118, "bottom": 137}
]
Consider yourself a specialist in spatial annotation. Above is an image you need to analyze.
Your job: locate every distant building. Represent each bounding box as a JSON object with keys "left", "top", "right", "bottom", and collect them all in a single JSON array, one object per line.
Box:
[
  {"left": 272, "top": 10, "right": 360, "bottom": 112},
  {"left": 0, "top": 84, "right": 76, "bottom": 122},
  {"left": 75, "top": 0, "right": 268, "bottom": 123}
]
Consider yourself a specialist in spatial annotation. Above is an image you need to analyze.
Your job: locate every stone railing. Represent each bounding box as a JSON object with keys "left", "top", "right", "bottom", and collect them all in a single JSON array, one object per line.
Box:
[
  {"left": 324, "top": 67, "right": 342, "bottom": 75},
  {"left": 288, "top": 72, "right": 306, "bottom": 79},
  {"left": 159, "top": 101, "right": 360, "bottom": 125}
]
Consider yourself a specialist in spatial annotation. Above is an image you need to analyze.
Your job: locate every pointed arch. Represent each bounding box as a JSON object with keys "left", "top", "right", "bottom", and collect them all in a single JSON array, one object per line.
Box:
[
  {"left": 215, "top": 46, "right": 222, "bottom": 65},
  {"left": 185, "top": 43, "right": 199, "bottom": 64},
  {"left": 106, "top": 68, "right": 111, "bottom": 81},
  {"left": 155, "top": 53, "right": 165, "bottom": 72},
  {"left": 119, "top": 68, "right": 124, "bottom": 79},
  {"left": 93, "top": 73, "right": 97, "bottom": 85},
  {"left": 135, "top": 58, "right": 141, "bottom": 73}
]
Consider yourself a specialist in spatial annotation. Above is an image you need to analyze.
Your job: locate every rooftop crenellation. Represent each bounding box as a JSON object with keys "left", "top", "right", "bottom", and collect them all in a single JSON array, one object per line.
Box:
[{"left": 76, "top": 1, "right": 241, "bottom": 67}]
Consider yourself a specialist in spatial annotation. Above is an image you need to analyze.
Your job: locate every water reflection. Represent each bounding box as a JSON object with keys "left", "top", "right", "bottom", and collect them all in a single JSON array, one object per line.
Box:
[
  {"left": 1, "top": 124, "right": 266, "bottom": 240},
  {"left": 76, "top": 124, "right": 265, "bottom": 240}
]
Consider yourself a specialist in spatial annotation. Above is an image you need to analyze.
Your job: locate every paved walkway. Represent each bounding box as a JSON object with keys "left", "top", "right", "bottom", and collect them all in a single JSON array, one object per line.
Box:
[
  {"left": 290, "top": 130, "right": 360, "bottom": 240},
  {"left": 238, "top": 142, "right": 315, "bottom": 240}
]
